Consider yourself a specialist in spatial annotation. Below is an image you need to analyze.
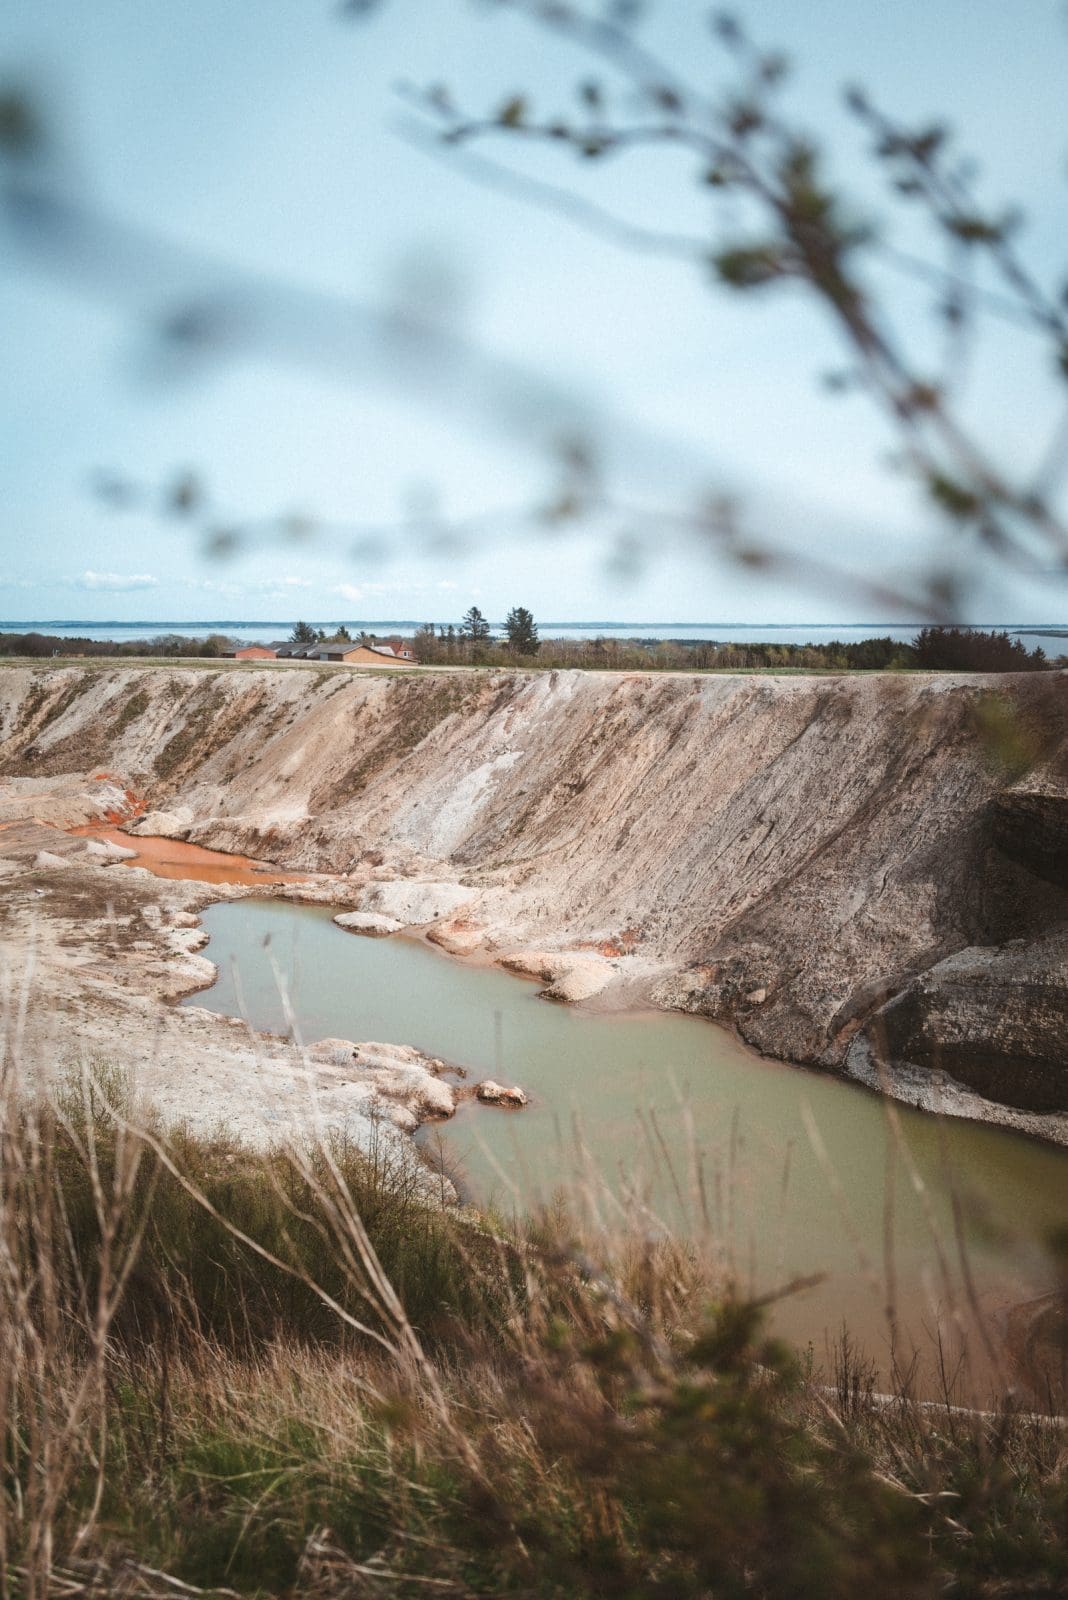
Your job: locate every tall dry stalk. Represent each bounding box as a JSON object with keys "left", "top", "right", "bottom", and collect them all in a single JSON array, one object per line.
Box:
[{"left": 0, "top": 1040, "right": 149, "bottom": 1597}]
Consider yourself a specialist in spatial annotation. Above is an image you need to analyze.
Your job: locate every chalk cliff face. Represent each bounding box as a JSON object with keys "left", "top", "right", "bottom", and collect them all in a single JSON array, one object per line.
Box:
[{"left": 1, "top": 664, "right": 1065, "bottom": 1125}]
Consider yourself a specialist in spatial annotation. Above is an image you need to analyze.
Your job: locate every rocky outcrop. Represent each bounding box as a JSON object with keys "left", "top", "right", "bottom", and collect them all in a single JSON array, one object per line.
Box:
[
  {"left": 1, "top": 662, "right": 1065, "bottom": 1132},
  {"left": 427, "top": 919, "right": 486, "bottom": 955},
  {"left": 129, "top": 807, "right": 194, "bottom": 838},
  {"left": 851, "top": 930, "right": 1068, "bottom": 1113},
  {"left": 499, "top": 950, "right": 614, "bottom": 1002},
  {"left": 992, "top": 786, "right": 1068, "bottom": 889},
  {"left": 306, "top": 1039, "right": 456, "bottom": 1126}
]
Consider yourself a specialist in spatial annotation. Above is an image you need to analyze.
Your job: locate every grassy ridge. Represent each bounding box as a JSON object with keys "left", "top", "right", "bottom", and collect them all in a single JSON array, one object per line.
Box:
[{"left": 1, "top": 1068, "right": 1065, "bottom": 1598}]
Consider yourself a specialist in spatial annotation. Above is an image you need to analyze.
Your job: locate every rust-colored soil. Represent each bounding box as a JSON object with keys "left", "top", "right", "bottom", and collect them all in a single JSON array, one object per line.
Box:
[{"left": 69, "top": 824, "right": 310, "bottom": 886}]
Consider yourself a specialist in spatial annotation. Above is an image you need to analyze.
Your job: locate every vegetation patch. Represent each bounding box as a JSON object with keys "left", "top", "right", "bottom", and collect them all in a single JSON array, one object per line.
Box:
[
  {"left": 323, "top": 678, "right": 481, "bottom": 807},
  {"left": 153, "top": 679, "right": 233, "bottom": 781},
  {"left": 107, "top": 685, "right": 152, "bottom": 738},
  {"left": 0, "top": 672, "right": 101, "bottom": 775},
  {"left": 2, "top": 1072, "right": 1065, "bottom": 1598}
]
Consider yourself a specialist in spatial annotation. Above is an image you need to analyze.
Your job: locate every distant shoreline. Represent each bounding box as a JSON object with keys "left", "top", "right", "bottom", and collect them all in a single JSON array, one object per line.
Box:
[{"left": 2, "top": 619, "right": 1065, "bottom": 632}]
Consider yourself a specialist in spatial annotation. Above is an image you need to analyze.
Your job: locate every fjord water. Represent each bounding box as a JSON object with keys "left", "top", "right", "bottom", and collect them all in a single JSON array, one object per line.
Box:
[{"left": 189, "top": 898, "right": 1068, "bottom": 1395}]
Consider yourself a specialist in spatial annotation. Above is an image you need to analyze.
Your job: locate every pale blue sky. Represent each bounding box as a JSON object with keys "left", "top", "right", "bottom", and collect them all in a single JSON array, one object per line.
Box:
[{"left": 2, "top": 0, "right": 1067, "bottom": 625}]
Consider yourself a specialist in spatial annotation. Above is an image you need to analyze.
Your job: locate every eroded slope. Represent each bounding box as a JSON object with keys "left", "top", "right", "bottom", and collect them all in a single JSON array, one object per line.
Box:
[{"left": 1, "top": 662, "right": 1064, "bottom": 1123}]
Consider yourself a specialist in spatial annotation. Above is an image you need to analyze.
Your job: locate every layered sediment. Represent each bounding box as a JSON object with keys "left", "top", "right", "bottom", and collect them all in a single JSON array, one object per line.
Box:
[{"left": 1, "top": 662, "right": 1065, "bottom": 1136}]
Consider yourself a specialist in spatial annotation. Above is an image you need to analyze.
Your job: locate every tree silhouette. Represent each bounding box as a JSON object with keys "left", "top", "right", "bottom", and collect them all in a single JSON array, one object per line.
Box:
[
  {"left": 460, "top": 605, "right": 492, "bottom": 641},
  {"left": 504, "top": 606, "right": 539, "bottom": 655}
]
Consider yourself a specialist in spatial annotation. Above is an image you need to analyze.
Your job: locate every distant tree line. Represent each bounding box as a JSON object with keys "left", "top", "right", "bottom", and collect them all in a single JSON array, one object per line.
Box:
[
  {"left": 0, "top": 624, "right": 1058, "bottom": 671},
  {"left": 410, "top": 621, "right": 1057, "bottom": 672},
  {"left": 0, "top": 631, "right": 237, "bottom": 659},
  {"left": 911, "top": 626, "right": 1051, "bottom": 672}
]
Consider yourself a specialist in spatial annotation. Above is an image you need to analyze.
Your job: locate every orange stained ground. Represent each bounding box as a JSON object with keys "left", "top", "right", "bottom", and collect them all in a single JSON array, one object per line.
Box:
[{"left": 69, "top": 824, "right": 310, "bottom": 886}]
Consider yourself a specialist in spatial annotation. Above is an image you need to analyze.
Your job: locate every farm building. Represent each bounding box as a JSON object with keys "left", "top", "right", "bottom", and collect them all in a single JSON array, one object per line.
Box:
[
  {"left": 267, "top": 637, "right": 419, "bottom": 665},
  {"left": 313, "top": 642, "right": 418, "bottom": 666}
]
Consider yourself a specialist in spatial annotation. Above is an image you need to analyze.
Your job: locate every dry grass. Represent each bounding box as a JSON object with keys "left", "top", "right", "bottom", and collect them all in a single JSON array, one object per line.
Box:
[{"left": 0, "top": 1041, "right": 1065, "bottom": 1598}]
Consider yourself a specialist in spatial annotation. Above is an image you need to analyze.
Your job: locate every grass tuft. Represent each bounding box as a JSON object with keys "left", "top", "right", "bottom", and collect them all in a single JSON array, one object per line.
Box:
[{"left": 0, "top": 1062, "right": 1064, "bottom": 1597}]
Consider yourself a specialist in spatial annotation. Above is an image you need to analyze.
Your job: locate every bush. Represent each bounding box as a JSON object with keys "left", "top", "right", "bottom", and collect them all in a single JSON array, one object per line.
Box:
[{"left": 1, "top": 1066, "right": 1064, "bottom": 1597}]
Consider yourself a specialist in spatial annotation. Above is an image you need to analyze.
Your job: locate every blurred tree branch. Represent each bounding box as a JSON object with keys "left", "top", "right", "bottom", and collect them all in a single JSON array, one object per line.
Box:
[
  {"left": 2, "top": 0, "right": 1067, "bottom": 618},
  {"left": 397, "top": 1, "right": 1068, "bottom": 597}
]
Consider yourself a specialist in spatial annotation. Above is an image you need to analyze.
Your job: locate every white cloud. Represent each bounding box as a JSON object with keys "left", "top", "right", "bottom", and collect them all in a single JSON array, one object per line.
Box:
[
  {"left": 278, "top": 576, "right": 313, "bottom": 589},
  {"left": 78, "top": 570, "right": 158, "bottom": 592},
  {"left": 437, "top": 579, "right": 459, "bottom": 591}
]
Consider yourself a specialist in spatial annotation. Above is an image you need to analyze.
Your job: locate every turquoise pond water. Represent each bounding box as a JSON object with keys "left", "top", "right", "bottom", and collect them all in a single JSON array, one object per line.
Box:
[{"left": 186, "top": 898, "right": 1068, "bottom": 1395}]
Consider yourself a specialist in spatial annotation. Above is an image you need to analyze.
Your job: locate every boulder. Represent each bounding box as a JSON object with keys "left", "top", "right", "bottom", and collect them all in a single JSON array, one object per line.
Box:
[
  {"left": 333, "top": 910, "right": 403, "bottom": 937},
  {"left": 855, "top": 929, "right": 1068, "bottom": 1114},
  {"left": 128, "top": 807, "right": 193, "bottom": 839},
  {"left": 476, "top": 1079, "right": 528, "bottom": 1107}
]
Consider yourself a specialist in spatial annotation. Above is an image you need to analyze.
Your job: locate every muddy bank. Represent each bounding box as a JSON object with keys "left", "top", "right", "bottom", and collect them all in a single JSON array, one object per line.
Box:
[
  {"left": 0, "top": 822, "right": 462, "bottom": 1195},
  {"left": 1, "top": 662, "right": 1065, "bottom": 1136}
]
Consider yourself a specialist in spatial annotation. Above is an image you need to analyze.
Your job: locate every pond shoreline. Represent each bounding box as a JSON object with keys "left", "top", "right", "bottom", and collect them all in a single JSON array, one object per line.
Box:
[
  {"left": 184, "top": 893, "right": 1068, "bottom": 1405},
  {"left": 2, "top": 800, "right": 1065, "bottom": 1401},
  {"left": 60, "top": 812, "right": 1068, "bottom": 1152},
  {"left": 57, "top": 819, "right": 1068, "bottom": 1149}
]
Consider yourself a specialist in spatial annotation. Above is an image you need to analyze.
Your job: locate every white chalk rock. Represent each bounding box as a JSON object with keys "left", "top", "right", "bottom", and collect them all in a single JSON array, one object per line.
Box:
[
  {"left": 379, "top": 1068, "right": 454, "bottom": 1119},
  {"left": 129, "top": 807, "right": 193, "bottom": 839},
  {"left": 543, "top": 958, "right": 613, "bottom": 1003},
  {"left": 83, "top": 837, "right": 138, "bottom": 864},
  {"left": 427, "top": 919, "right": 485, "bottom": 955},
  {"left": 307, "top": 1037, "right": 360, "bottom": 1067},
  {"left": 499, "top": 950, "right": 613, "bottom": 1002},
  {"left": 361, "top": 879, "right": 476, "bottom": 926},
  {"left": 334, "top": 911, "right": 403, "bottom": 937},
  {"left": 308, "top": 1039, "right": 456, "bottom": 1121},
  {"left": 476, "top": 1080, "right": 528, "bottom": 1107},
  {"left": 33, "top": 850, "right": 72, "bottom": 870}
]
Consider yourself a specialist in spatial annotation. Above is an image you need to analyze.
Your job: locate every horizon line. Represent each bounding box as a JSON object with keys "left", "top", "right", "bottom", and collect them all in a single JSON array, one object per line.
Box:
[{"left": 2, "top": 619, "right": 1065, "bottom": 631}]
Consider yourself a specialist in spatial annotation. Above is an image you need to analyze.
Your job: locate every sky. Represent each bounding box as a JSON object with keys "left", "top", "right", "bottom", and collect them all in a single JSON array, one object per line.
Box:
[{"left": 2, "top": 0, "right": 1067, "bottom": 627}]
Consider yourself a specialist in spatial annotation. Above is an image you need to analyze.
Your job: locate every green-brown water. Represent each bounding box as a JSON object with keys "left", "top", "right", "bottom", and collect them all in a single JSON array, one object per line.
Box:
[{"left": 187, "top": 899, "right": 1068, "bottom": 1399}]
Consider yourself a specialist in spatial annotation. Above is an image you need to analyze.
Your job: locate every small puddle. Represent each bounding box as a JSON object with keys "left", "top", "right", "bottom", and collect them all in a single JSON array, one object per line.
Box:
[
  {"left": 186, "top": 897, "right": 1068, "bottom": 1404},
  {"left": 70, "top": 824, "right": 310, "bottom": 886}
]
